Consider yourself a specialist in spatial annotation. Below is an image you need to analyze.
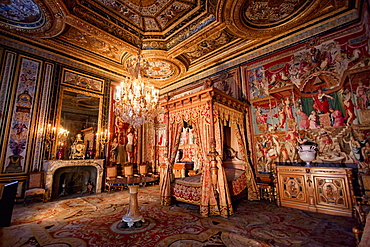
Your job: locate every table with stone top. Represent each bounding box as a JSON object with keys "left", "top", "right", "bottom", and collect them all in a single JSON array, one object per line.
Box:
[{"left": 106, "top": 176, "right": 158, "bottom": 227}]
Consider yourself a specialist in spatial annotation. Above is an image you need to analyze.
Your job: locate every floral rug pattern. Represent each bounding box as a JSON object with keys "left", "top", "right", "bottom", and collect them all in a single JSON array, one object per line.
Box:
[{"left": 0, "top": 185, "right": 359, "bottom": 246}]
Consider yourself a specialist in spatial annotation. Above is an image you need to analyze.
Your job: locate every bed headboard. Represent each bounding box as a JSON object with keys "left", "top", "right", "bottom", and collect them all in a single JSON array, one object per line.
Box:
[{"left": 223, "top": 158, "right": 245, "bottom": 170}]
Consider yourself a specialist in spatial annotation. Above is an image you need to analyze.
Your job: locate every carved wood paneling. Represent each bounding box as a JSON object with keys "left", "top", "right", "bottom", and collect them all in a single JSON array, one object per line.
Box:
[{"left": 276, "top": 166, "right": 354, "bottom": 217}]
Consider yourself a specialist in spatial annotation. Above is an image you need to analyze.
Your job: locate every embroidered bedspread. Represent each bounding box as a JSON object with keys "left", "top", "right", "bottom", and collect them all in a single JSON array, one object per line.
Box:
[{"left": 171, "top": 168, "right": 247, "bottom": 205}]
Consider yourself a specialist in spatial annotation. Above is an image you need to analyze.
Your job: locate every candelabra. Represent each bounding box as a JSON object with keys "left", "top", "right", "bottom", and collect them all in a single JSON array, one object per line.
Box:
[
  {"left": 58, "top": 127, "right": 69, "bottom": 140},
  {"left": 57, "top": 127, "right": 69, "bottom": 160},
  {"left": 96, "top": 129, "right": 110, "bottom": 158},
  {"left": 44, "top": 123, "right": 56, "bottom": 159}
]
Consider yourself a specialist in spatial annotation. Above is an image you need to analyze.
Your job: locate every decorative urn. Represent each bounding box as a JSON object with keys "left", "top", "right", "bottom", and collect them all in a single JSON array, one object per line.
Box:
[{"left": 297, "top": 141, "right": 318, "bottom": 167}]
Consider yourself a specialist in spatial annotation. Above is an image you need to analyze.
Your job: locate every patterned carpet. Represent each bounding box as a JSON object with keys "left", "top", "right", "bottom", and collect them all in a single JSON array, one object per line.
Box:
[{"left": 0, "top": 185, "right": 360, "bottom": 247}]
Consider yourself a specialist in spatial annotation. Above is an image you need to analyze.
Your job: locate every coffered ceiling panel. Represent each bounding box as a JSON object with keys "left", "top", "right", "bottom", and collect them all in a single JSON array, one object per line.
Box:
[{"left": 0, "top": 0, "right": 358, "bottom": 89}]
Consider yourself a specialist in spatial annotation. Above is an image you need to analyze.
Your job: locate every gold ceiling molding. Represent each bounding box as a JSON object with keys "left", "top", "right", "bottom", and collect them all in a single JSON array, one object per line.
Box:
[
  {"left": 71, "top": 4, "right": 141, "bottom": 47},
  {"left": 90, "top": 0, "right": 198, "bottom": 34},
  {"left": 182, "top": 29, "right": 238, "bottom": 63},
  {"left": 167, "top": 16, "right": 221, "bottom": 57},
  {"left": 59, "top": 26, "right": 129, "bottom": 63},
  {"left": 123, "top": 49, "right": 187, "bottom": 88},
  {"left": 65, "top": 0, "right": 209, "bottom": 51},
  {"left": 0, "top": 0, "right": 362, "bottom": 91},
  {"left": 223, "top": 0, "right": 350, "bottom": 39}
]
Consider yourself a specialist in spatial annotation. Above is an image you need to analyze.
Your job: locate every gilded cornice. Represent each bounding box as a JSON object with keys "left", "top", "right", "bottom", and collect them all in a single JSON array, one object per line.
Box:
[
  {"left": 0, "top": 35, "right": 124, "bottom": 82},
  {"left": 182, "top": 29, "right": 239, "bottom": 63},
  {"left": 71, "top": 4, "right": 142, "bottom": 48},
  {"left": 58, "top": 27, "right": 126, "bottom": 63}
]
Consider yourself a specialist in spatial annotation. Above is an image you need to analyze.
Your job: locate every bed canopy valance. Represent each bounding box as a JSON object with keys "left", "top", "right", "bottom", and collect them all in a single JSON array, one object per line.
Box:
[{"left": 159, "top": 87, "right": 259, "bottom": 218}]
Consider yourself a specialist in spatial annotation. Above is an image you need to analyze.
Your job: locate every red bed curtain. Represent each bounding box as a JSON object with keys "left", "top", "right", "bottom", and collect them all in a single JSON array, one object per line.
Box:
[
  {"left": 216, "top": 103, "right": 259, "bottom": 201},
  {"left": 192, "top": 113, "right": 221, "bottom": 217},
  {"left": 213, "top": 110, "right": 234, "bottom": 217},
  {"left": 160, "top": 100, "right": 259, "bottom": 216},
  {"left": 234, "top": 119, "right": 260, "bottom": 200},
  {"left": 160, "top": 116, "right": 182, "bottom": 205}
]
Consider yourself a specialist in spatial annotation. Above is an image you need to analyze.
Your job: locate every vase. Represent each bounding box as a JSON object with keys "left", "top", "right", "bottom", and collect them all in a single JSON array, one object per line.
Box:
[{"left": 297, "top": 142, "right": 318, "bottom": 167}]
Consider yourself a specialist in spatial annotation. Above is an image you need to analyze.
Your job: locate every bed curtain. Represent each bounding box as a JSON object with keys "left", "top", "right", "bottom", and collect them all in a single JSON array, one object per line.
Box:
[{"left": 160, "top": 97, "right": 259, "bottom": 218}]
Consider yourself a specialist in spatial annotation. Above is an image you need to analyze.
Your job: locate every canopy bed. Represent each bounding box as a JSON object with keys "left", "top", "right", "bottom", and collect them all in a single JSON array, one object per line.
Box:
[{"left": 159, "top": 86, "right": 259, "bottom": 218}]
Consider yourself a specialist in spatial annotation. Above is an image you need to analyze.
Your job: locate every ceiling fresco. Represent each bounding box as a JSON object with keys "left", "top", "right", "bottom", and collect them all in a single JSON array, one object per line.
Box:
[
  {"left": 0, "top": 0, "right": 356, "bottom": 89},
  {"left": 0, "top": 0, "right": 43, "bottom": 26},
  {"left": 242, "top": 0, "right": 311, "bottom": 27}
]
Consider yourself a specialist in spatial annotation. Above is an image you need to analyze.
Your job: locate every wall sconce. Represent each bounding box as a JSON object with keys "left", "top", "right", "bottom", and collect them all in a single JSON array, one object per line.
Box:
[{"left": 43, "top": 124, "right": 70, "bottom": 160}]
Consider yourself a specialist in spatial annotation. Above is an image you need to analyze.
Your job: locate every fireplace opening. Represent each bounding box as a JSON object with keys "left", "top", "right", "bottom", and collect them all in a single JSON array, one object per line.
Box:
[{"left": 52, "top": 166, "right": 97, "bottom": 199}]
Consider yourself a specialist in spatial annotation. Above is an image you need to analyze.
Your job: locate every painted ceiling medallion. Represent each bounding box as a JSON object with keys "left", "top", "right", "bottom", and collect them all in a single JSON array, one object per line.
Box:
[
  {"left": 0, "top": 0, "right": 44, "bottom": 28},
  {"left": 0, "top": 0, "right": 65, "bottom": 37},
  {"left": 145, "top": 59, "right": 177, "bottom": 80},
  {"left": 242, "top": 0, "right": 311, "bottom": 27}
]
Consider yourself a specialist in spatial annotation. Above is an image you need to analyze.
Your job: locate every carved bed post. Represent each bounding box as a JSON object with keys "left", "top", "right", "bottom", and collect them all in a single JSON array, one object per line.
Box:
[
  {"left": 208, "top": 94, "right": 219, "bottom": 192},
  {"left": 165, "top": 105, "right": 170, "bottom": 159},
  {"left": 159, "top": 103, "right": 173, "bottom": 205},
  {"left": 209, "top": 140, "right": 218, "bottom": 192}
]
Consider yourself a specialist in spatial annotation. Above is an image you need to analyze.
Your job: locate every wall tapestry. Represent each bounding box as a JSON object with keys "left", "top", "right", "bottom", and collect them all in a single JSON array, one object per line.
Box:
[
  {"left": 242, "top": 23, "right": 370, "bottom": 174},
  {"left": 2, "top": 57, "right": 40, "bottom": 174}
]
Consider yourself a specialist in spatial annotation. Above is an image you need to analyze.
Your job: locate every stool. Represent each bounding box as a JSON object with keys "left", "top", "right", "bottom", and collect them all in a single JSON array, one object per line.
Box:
[
  {"left": 124, "top": 164, "right": 134, "bottom": 177},
  {"left": 256, "top": 174, "right": 275, "bottom": 202},
  {"left": 257, "top": 182, "right": 274, "bottom": 202}
]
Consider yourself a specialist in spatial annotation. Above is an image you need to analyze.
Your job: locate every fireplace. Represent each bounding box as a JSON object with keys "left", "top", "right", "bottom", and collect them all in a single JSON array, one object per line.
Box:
[
  {"left": 52, "top": 166, "right": 97, "bottom": 199},
  {"left": 43, "top": 159, "right": 104, "bottom": 201}
]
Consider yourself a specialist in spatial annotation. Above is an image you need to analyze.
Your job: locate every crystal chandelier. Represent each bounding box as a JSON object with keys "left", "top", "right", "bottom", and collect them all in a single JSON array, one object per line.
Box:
[{"left": 114, "top": 54, "right": 160, "bottom": 129}]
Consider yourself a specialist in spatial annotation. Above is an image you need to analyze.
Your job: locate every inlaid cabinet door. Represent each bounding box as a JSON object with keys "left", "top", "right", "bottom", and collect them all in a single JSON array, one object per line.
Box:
[
  {"left": 278, "top": 173, "right": 308, "bottom": 204},
  {"left": 313, "top": 175, "right": 351, "bottom": 210}
]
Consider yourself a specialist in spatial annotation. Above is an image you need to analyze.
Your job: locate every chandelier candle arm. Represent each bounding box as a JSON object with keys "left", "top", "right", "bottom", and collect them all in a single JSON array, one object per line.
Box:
[{"left": 114, "top": 55, "right": 160, "bottom": 128}]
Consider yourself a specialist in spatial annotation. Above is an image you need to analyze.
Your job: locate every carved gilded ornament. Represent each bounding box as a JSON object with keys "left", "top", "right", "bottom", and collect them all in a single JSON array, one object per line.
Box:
[
  {"left": 184, "top": 30, "right": 236, "bottom": 61},
  {"left": 59, "top": 27, "right": 124, "bottom": 61},
  {"left": 96, "top": 0, "right": 194, "bottom": 31},
  {"left": 122, "top": 49, "right": 187, "bottom": 87},
  {"left": 145, "top": 59, "right": 176, "bottom": 80},
  {"left": 243, "top": 0, "right": 310, "bottom": 26},
  {"left": 72, "top": 5, "right": 140, "bottom": 48}
]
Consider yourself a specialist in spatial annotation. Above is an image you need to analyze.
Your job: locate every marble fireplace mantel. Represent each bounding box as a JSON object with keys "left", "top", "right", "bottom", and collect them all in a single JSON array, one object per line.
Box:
[{"left": 43, "top": 159, "right": 104, "bottom": 201}]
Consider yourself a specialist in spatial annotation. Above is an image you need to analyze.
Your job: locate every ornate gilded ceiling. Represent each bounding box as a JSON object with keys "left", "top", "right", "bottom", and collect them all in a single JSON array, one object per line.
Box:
[{"left": 0, "top": 0, "right": 356, "bottom": 89}]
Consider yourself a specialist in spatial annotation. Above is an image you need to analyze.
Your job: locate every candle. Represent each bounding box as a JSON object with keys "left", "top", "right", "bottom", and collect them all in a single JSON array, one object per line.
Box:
[{"left": 52, "top": 127, "right": 56, "bottom": 138}]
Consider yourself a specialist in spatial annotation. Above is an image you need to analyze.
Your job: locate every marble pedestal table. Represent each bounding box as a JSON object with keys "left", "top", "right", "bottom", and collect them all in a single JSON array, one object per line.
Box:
[{"left": 106, "top": 177, "right": 157, "bottom": 227}]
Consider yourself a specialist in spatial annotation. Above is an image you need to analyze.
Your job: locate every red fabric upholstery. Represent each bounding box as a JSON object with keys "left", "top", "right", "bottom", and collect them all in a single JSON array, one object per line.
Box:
[{"left": 171, "top": 168, "right": 248, "bottom": 205}]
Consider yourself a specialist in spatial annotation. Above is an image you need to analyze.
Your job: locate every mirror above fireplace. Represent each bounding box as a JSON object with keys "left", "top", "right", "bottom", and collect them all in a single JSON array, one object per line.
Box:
[{"left": 56, "top": 86, "right": 103, "bottom": 160}]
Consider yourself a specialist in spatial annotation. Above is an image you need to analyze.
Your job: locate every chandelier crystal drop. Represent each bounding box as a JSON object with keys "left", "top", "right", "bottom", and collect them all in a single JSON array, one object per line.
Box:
[{"left": 114, "top": 55, "right": 160, "bottom": 128}]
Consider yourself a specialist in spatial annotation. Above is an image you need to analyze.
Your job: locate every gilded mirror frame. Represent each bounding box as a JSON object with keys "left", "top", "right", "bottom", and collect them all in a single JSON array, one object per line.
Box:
[{"left": 55, "top": 86, "right": 103, "bottom": 160}]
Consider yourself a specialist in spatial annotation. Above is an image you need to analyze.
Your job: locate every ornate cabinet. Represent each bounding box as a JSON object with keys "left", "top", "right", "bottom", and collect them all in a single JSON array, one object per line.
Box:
[{"left": 276, "top": 166, "right": 354, "bottom": 217}]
